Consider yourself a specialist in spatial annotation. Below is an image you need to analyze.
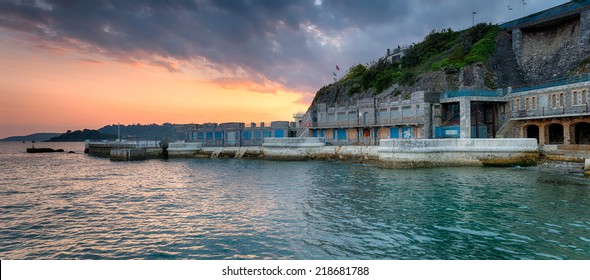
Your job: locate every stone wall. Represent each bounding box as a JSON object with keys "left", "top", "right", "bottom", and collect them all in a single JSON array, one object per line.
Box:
[{"left": 519, "top": 16, "right": 589, "bottom": 84}]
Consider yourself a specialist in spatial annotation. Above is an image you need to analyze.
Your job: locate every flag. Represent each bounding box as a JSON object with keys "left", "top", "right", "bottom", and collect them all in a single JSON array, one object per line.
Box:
[
  {"left": 522, "top": 0, "right": 527, "bottom": 5},
  {"left": 508, "top": 5, "right": 513, "bottom": 10},
  {"left": 333, "top": 72, "right": 337, "bottom": 77},
  {"left": 473, "top": 11, "right": 476, "bottom": 15},
  {"left": 336, "top": 65, "right": 340, "bottom": 71}
]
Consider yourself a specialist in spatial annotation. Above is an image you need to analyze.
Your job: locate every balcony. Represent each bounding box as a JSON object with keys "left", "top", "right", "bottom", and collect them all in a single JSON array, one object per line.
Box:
[
  {"left": 313, "top": 115, "right": 424, "bottom": 128},
  {"left": 510, "top": 104, "right": 590, "bottom": 120}
]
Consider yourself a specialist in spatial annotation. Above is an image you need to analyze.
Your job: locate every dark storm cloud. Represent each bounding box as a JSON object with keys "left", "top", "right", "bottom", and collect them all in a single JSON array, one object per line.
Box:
[{"left": 0, "top": 0, "right": 568, "bottom": 96}]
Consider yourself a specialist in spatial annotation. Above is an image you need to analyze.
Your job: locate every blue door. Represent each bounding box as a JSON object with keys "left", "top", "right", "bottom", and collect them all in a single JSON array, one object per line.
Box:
[
  {"left": 390, "top": 127, "right": 399, "bottom": 139},
  {"left": 337, "top": 129, "right": 346, "bottom": 140},
  {"left": 275, "top": 129, "right": 284, "bottom": 138}
]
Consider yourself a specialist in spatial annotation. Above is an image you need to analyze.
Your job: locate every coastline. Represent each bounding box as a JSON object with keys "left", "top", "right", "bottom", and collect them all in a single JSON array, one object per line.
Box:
[{"left": 81, "top": 138, "right": 590, "bottom": 176}]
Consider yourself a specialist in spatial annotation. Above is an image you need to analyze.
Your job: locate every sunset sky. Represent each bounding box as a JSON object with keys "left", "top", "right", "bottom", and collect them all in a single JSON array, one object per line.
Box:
[{"left": 0, "top": 0, "right": 569, "bottom": 138}]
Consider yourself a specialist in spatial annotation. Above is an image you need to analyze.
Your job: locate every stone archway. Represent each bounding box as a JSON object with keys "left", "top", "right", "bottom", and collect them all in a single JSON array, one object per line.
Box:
[
  {"left": 574, "top": 122, "right": 590, "bottom": 144},
  {"left": 525, "top": 124, "right": 540, "bottom": 144},
  {"left": 548, "top": 123, "right": 564, "bottom": 144}
]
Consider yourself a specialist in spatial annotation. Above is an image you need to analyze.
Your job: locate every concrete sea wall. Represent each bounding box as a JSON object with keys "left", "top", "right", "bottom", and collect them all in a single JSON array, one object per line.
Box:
[
  {"left": 262, "top": 138, "right": 379, "bottom": 161},
  {"left": 167, "top": 142, "right": 203, "bottom": 158},
  {"left": 110, "top": 148, "right": 147, "bottom": 161},
  {"left": 89, "top": 138, "right": 544, "bottom": 169},
  {"left": 85, "top": 142, "right": 137, "bottom": 157},
  {"left": 378, "top": 138, "right": 539, "bottom": 167}
]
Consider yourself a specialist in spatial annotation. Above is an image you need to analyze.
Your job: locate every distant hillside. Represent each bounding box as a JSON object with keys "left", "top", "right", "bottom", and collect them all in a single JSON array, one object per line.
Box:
[
  {"left": 98, "top": 123, "right": 189, "bottom": 141},
  {"left": 11, "top": 123, "right": 192, "bottom": 143},
  {"left": 45, "top": 129, "right": 116, "bottom": 142},
  {"left": 0, "top": 133, "right": 61, "bottom": 142}
]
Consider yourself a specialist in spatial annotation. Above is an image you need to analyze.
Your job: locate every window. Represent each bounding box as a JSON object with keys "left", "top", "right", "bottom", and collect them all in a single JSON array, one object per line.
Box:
[
  {"left": 327, "top": 113, "right": 335, "bottom": 122},
  {"left": 402, "top": 106, "right": 412, "bottom": 117},
  {"left": 348, "top": 111, "right": 357, "bottom": 121},
  {"left": 573, "top": 91, "right": 579, "bottom": 106},
  {"left": 559, "top": 93, "right": 564, "bottom": 107},
  {"left": 583, "top": 90, "right": 588, "bottom": 104},
  {"left": 511, "top": 100, "right": 515, "bottom": 112},
  {"left": 337, "top": 112, "right": 346, "bottom": 121},
  {"left": 378, "top": 109, "right": 389, "bottom": 120},
  {"left": 551, "top": 94, "right": 557, "bottom": 108},
  {"left": 391, "top": 107, "right": 399, "bottom": 118},
  {"left": 516, "top": 99, "right": 521, "bottom": 111},
  {"left": 531, "top": 97, "right": 536, "bottom": 110},
  {"left": 525, "top": 98, "right": 529, "bottom": 110}
]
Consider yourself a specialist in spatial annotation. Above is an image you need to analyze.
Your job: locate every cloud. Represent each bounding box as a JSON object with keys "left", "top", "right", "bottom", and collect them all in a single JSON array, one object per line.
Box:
[
  {"left": 0, "top": 0, "right": 570, "bottom": 95},
  {"left": 210, "top": 77, "right": 281, "bottom": 95}
]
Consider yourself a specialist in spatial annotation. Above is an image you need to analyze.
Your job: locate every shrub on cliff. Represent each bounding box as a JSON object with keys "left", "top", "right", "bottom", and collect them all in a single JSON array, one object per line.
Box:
[{"left": 313, "top": 23, "right": 503, "bottom": 104}]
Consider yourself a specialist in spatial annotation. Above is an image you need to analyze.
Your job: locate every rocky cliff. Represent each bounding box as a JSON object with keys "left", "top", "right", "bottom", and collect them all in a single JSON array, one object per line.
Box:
[{"left": 310, "top": 19, "right": 590, "bottom": 108}]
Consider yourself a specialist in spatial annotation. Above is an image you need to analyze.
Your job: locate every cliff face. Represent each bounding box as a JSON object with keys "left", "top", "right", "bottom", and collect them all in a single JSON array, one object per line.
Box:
[
  {"left": 519, "top": 16, "right": 588, "bottom": 84},
  {"left": 311, "top": 63, "right": 497, "bottom": 107},
  {"left": 489, "top": 31, "right": 527, "bottom": 89},
  {"left": 310, "top": 19, "right": 590, "bottom": 109}
]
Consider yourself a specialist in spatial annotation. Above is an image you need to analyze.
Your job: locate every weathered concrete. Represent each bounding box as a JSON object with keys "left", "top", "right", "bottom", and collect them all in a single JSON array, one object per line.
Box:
[
  {"left": 262, "top": 137, "right": 327, "bottom": 160},
  {"left": 378, "top": 138, "right": 539, "bottom": 168},
  {"left": 199, "top": 146, "right": 263, "bottom": 159},
  {"left": 110, "top": 149, "right": 147, "bottom": 161},
  {"left": 167, "top": 142, "right": 203, "bottom": 157},
  {"left": 459, "top": 97, "right": 471, "bottom": 139},
  {"left": 85, "top": 142, "right": 136, "bottom": 157},
  {"left": 90, "top": 137, "right": 551, "bottom": 171}
]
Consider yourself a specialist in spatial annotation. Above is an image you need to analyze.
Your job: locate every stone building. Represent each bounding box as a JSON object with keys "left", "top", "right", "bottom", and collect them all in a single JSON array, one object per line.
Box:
[
  {"left": 188, "top": 121, "right": 295, "bottom": 147},
  {"left": 304, "top": 1, "right": 590, "bottom": 146},
  {"left": 506, "top": 75, "right": 590, "bottom": 145},
  {"left": 306, "top": 80, "right": 590, "bottom": 146},
  {"left": 308, "top": 91, "right": 439, "bottom": 145}
]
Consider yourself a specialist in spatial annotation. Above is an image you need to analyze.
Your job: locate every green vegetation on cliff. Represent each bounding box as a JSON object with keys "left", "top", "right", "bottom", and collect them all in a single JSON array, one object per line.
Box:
[{"left": 316, "top": 23, "right": 502, "bottom": 102}]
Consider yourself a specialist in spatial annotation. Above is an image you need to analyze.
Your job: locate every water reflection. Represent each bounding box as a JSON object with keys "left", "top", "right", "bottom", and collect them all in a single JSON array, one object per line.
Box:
[{"left": 0, "top": 142, "right": 588, "bottom": 259}]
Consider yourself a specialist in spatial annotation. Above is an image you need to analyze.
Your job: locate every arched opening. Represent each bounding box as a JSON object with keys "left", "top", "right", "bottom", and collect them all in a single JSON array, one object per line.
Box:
[
  {"left": 574, "top": 122, "right": 590, "bottom": 144},
  {"left": 363, "top": 112, "right": 369, "bottom": 126},
  {"left": 526, "top": 125, "right": 540, "bottom": 144},
  {"left": 548, "top": 123, "right": 564, "bottom": 144}
]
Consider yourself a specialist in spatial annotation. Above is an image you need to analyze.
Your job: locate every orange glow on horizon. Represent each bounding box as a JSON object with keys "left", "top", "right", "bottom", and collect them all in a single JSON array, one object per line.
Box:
[{"left": 0, "top": 34, "right": 310, "bottom": 138}]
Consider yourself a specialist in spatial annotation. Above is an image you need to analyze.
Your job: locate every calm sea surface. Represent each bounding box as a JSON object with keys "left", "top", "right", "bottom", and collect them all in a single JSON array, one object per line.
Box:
[{"left": 0, "top": 142, "right": 589, "bottom": 259}]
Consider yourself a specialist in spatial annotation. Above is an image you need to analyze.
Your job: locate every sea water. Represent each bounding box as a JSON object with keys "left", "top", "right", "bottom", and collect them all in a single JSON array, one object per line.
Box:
[{"left": 0, "top": 142, "right": 589, "bottom": 259}]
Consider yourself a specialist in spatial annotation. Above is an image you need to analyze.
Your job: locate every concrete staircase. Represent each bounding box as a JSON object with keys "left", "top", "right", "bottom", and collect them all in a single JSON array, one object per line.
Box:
[{"left": 496, "top": 119, "right": 518, "bottom": 138}]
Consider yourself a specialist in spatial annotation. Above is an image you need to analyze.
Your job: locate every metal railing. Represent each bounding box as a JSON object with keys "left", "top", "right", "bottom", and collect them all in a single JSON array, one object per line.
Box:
[
  {"left": 510, "top": 104, "right": 590, "bottom": 119},
  {"left": 442, "top": 89, "right": 500, "bottom": 99},
  {"left": 511, "top": 74, "right": 590, "bottom": 94},
  {"left": 314, "top": 116, "right": 424, "bottom": 128},
  {"left": 500, "top": 0, "right": 590, "bottom": 30}
]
